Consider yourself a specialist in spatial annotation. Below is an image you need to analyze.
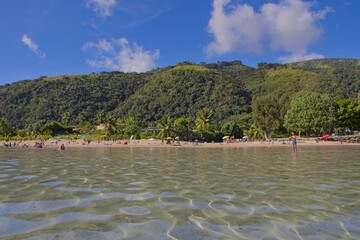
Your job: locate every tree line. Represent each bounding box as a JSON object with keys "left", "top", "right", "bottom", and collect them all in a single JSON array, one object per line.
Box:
[
  {"left": 252, "top": 92, "right": 360, "bottom": 138},
  {"left": 1, "top": 92, "right": 359, "bottom": 141}
]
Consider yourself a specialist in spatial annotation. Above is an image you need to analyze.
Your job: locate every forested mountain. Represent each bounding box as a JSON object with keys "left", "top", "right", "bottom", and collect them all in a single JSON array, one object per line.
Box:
[
  {"left": 114, "top": 63, "right": 252, "bottom": 122},
  {"left": 0, "top": 58, "right": 359, "bottom": 129},
  {"left": 0, "top": 72, "right": 148, "bottom": 128},
  {"left": 290, "top": 58, "right": 360, "bottom": 98}
]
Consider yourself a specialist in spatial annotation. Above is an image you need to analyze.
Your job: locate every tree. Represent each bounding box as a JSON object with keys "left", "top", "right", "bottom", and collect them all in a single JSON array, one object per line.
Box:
[
  {"left": 76, "top": 111, "right": 87, "bottom": 125},
  {"left": 337, "top": 98, "right": 360, "bottom": 131},
  {"left": 96, "top": 110, "right": 106, "bottom": 124},
  {"left": 78, "top": 121, "right": 94, "bottom": 134},
  {"left": 40, "top": 121, "right": 72, "bottom": 136},
  {"left": 174, "top": 117, "right": 192, "bottom": 140},
  {"left": 27, "top": 120, "right": 47, "bottom": 136},
  {"left": 123, "top": 116, "right": 141, "bottom": 136},
  {"left": 104, "top": 114, "right": 117, "bottom": 136},
  {"left": 61, "top": 111, "right": 71, "bottom": 126},
  {"left": 157, "top": 116, "right": 176, "bottom": 139},
  {"left": 195, "top": 108, "right": 214, "bottom": 137},
  {"left": 244, "top": 123, "right": 264, "bottom": 141},
  {"left": 0, "top": 118, "right": 14, "bottom": 137},
  {"left": 252, "top": 94, "right": 282, "bottom": 139},
  {"left": 221, "top": 116, "right": 242, "bottom": 139},
  {"left": 284, "top": 92, "right": 337, "bottom": 135}
]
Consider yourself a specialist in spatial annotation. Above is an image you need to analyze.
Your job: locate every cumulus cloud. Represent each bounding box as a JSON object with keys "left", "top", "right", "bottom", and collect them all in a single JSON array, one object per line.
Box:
[
  {"left": 21, "top": 34, "right": 46, "bottom": 58},
  {"left": 206, "top": 0, "right": 332, "bottom": 62},
  {"left": 86, "top": 0, "right": 117, "bottom": 17},
  {"left": 82, "top": 38, "right": 160, "bottom": 72}
]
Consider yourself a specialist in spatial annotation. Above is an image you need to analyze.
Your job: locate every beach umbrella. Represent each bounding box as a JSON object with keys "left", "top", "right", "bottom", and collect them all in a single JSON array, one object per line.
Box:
[{"left": 222, "top": 136, "right": 230, "bottom": 139}]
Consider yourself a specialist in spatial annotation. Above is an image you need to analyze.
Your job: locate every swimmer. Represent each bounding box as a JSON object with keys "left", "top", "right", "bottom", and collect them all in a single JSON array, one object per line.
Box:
[{"left": 59, "top": 144, "right": 65, "bottom": 150}]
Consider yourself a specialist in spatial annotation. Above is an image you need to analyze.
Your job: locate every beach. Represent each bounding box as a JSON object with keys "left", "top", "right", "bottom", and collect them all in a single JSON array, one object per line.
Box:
[{"left": 2, "top": 138, "right": 359, "bottom": 149}]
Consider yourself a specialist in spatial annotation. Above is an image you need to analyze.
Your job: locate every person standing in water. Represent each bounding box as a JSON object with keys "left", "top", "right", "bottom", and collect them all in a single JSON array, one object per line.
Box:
[
  {"left": 59, "top": 144, "right": 65, "bottom": 150},
  {"left": 290, "top": 132, "right": 297, "bottom": 153}
]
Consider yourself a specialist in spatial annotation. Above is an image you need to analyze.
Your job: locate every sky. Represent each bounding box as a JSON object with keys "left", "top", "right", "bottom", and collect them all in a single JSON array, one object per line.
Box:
[{"left": 0, "top": 0, "right": 359, "bottom": 85}]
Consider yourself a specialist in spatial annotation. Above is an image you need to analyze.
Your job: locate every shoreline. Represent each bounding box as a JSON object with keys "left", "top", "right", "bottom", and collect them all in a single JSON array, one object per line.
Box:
[{"left": 1, "top": 139, "right": 359, "bottom": 149}]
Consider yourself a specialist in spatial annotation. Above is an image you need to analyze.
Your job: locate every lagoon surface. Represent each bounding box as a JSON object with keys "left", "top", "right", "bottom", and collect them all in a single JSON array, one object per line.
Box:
[{"left": 0, "top": 146, "right": 359, "bottom": 239}]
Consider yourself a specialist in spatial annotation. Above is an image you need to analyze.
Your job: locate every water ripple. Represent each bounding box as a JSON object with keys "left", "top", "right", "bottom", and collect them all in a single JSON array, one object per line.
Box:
[
  {"left": 54, "top": 187, "right": 108, "bottom": 192},
  {"left": 39, "top": 181, "right": 64, "bottom": 186},
  {"left": 0, "top": 191, "right": 173, "bottom": 215},
  {"left": 119, "top": 206, "right": 151, "bottom": 215},
  {"left": 0, "top": 213, "right": 111, "bottom": 238}
]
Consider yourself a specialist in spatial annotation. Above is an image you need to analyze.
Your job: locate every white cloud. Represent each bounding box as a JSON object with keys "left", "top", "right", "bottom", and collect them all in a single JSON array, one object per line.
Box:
[
  {"left": 82, "top": 38, "right": 160, "bottom": 73},
  {"left": 277, "top": 51, "right": 324, "bottom": 63},
  {"left": 206, "top": 0, "right": 331, "bottom": 61},
  {"left": 21, "top": 34, "right": 46, "bottom": 58},
  {"left": 207, "top": 0, "right": 265, "bottom": 55},
  {"left": 86, "top": 0, "right": 117, "bottom": 17}
]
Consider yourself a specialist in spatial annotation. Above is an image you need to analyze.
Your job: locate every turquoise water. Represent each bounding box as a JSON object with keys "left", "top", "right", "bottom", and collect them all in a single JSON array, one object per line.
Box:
[{"left": 0, "top": 146, "right": 359, "bottom": 239}]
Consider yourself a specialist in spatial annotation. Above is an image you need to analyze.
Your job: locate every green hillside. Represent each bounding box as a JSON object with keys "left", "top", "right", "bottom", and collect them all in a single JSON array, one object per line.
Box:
[
  {"left": 0, "top": 72, "right": 148, "bottom": 128},
  {"left": 114, "top": 62, "right": 252, "bottom": 122},
  {"left": 290, "top": 58, "right": 360, "bottom": 98},
  {"left": 290, "top": 58, "right": 360, "bottom": 73},
  {"left": 0, "top": 59, "right": 359, "bottom": 132}
]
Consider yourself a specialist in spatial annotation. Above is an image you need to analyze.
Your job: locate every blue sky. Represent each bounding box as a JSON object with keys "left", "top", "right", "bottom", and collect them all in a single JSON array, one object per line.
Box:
[{"left": 0, "top": 0, "right": 359, "bottom": 85}]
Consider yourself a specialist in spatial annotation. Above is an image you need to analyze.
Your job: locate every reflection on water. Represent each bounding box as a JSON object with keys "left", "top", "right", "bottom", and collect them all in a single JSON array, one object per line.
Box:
[{"left": 0, "top": 146, "right": 359, "bottom": 239}]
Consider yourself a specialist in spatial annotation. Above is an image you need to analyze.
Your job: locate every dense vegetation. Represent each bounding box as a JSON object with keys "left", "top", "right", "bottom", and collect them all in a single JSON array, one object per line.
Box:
[{"left": 1, "top": 58, "right": 359, "bottom": 141}]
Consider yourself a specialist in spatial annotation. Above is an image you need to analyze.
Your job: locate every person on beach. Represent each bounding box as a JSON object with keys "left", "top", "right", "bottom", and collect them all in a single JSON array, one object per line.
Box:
[{"left": 290, "top": 132, "right": 297, "bottom": 153}]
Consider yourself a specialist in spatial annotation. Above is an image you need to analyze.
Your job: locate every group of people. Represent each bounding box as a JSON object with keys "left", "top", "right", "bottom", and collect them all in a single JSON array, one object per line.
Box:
[
  {"left": 2, "top": 140, "right": 66, "bottom": 150},
  {"left": 162, "top": 136, "right": 181, "bottom": 146},
  {"left": 3, "top": 141, "right": 29, "bottom": 148}
]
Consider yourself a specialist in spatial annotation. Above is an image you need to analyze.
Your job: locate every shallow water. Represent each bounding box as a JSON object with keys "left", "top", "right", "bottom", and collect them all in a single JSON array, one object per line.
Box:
[{"left": 0, "top": 146, "right": 359, "bottom": 239}]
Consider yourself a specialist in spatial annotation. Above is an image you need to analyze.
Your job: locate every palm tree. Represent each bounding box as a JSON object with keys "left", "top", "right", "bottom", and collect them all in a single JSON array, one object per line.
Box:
[
  {"left": 104, "top": 114, "right": 117, "bottom": 136},
  {"left": 157, "top": 116, "right": 176, "bottom": 139},
  {"left": 123, "top": 116, "right": 141, "bottom": 136},
  {"left": 76, "top": 111, "right": 86, "bottom": 125},
  {"left": 195, "top": 108, "right": 214, "bottom": 135},
  {"left": 61, "top": 111, "right": 70, "bottom": 125},
  {"left": 244, "top": 124, "right": 264, "bottom": 141},
  {"left": 96, "top": 110, "right": 106, "bottom": 124}
]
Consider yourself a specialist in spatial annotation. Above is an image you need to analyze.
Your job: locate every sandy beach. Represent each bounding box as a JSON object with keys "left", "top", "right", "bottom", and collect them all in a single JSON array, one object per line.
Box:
[{"left": 2, "top": 138, "right": 359, "bottom": 149}]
